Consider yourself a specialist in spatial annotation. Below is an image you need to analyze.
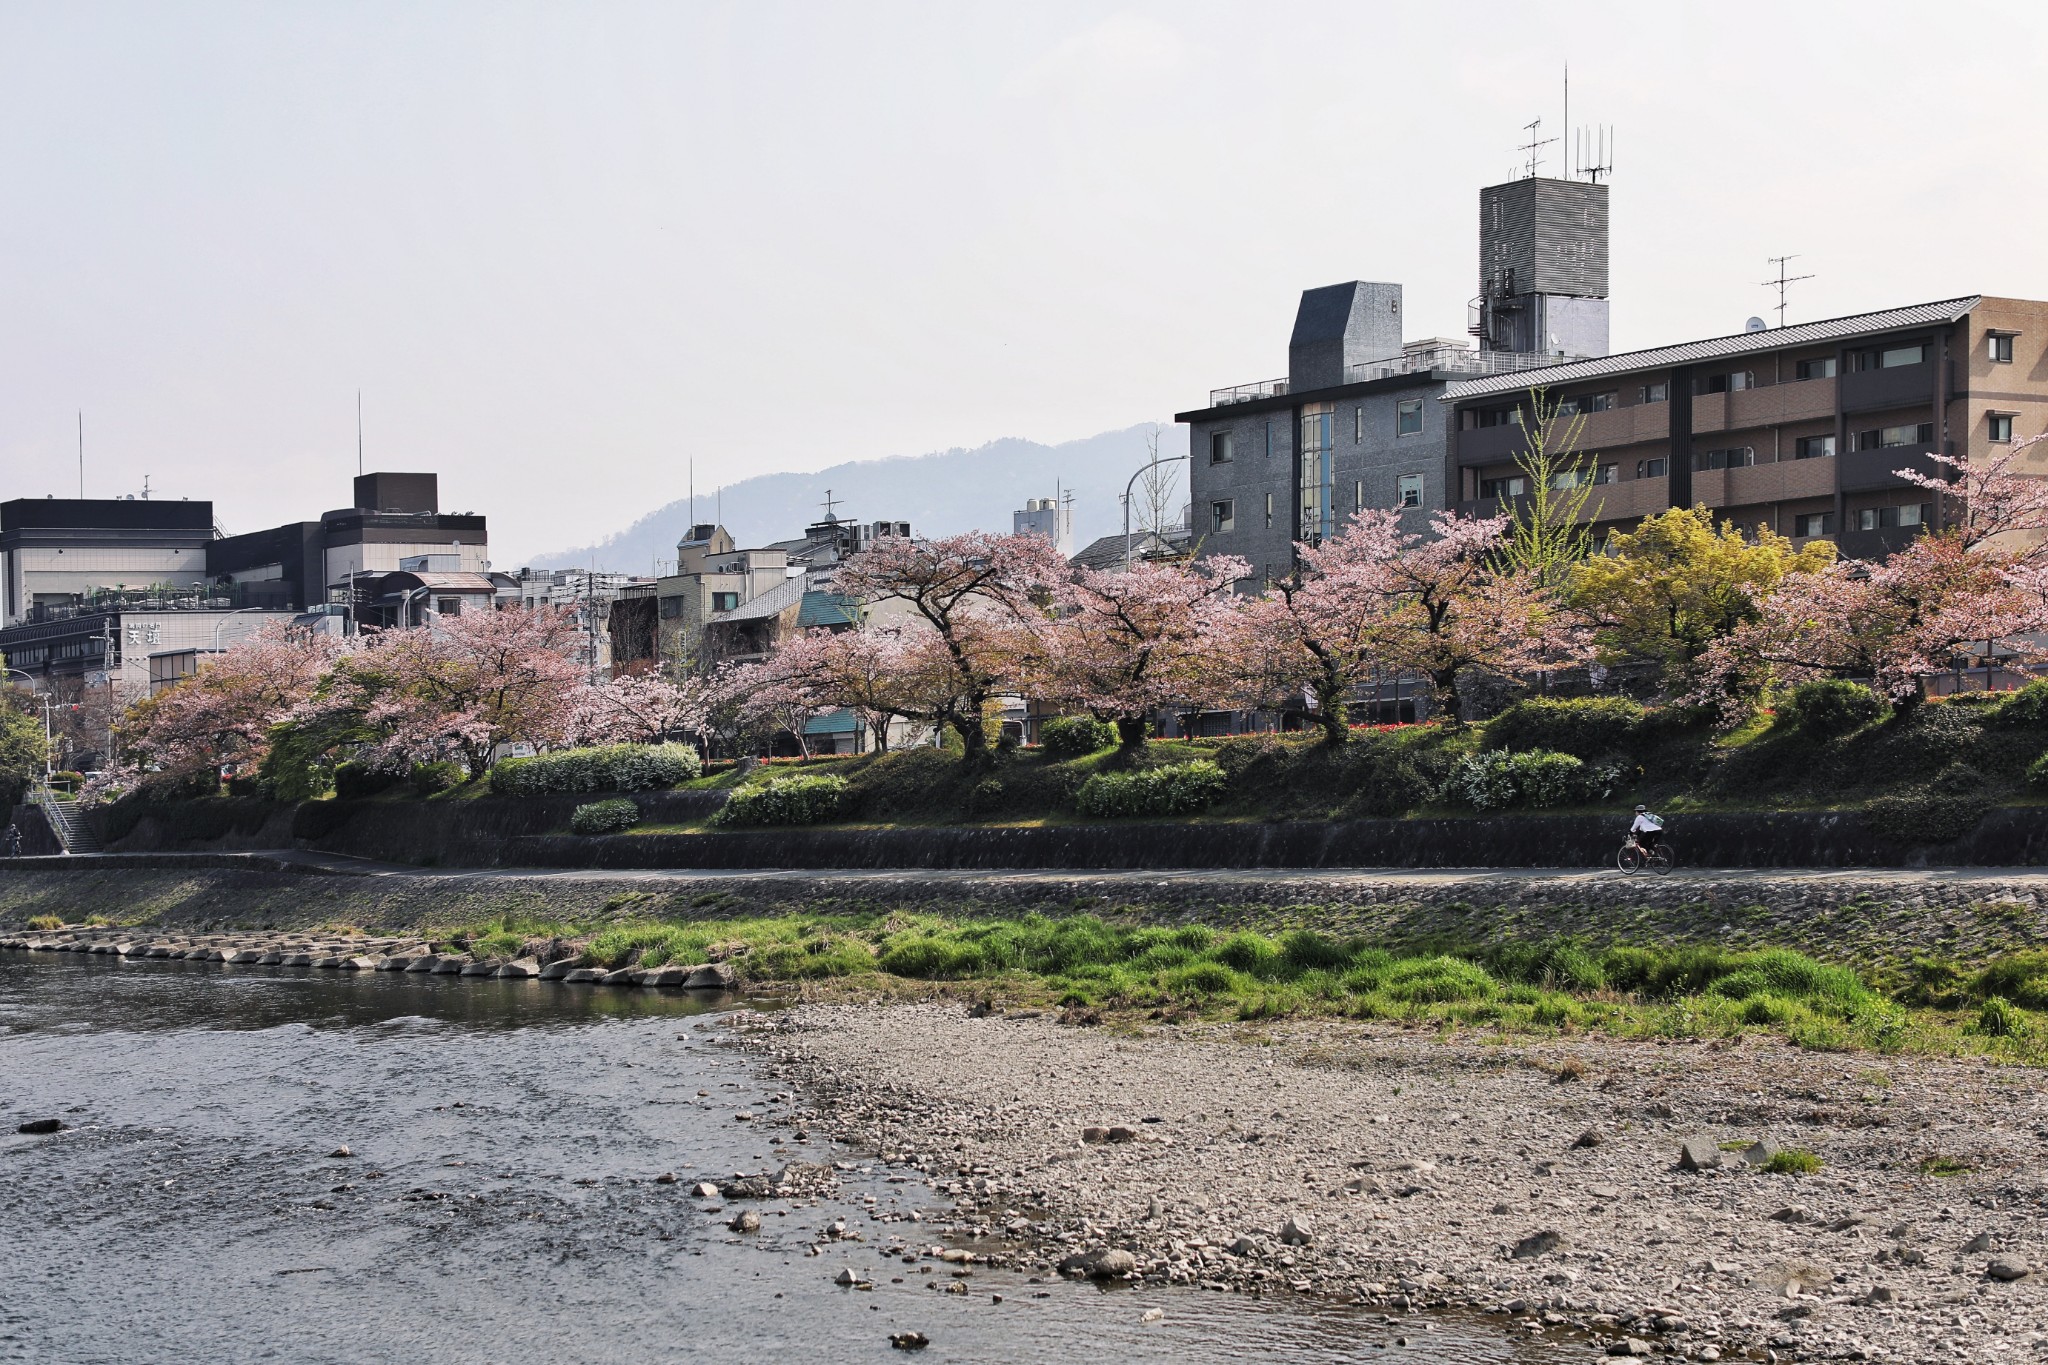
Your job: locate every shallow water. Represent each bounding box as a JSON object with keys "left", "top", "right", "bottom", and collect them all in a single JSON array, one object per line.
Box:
[{"left": 0, "top": 954, "right": 1569, "bottom": 1364}]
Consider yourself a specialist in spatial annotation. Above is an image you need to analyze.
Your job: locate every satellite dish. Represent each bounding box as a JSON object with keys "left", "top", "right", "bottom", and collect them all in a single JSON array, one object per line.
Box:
[{"left": 1744, "top": 316, "right": 1767, "bottom": 333}]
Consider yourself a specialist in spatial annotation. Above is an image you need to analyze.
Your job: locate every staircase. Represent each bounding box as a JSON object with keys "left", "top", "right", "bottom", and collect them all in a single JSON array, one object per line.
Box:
[{"left": 33, "top": 784, "right": 103, "bottom": 854}]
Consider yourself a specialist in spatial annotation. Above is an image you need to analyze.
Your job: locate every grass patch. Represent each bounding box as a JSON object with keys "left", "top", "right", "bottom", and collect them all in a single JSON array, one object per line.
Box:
[
  {"left": 1761, "top": 1149, "right": 1824, "bottom": 1176},
  {"left": 27, "top": 914, "right": 64, "bottom": 932},
  {"left": 1918, "top": 1156, "right": 1974, "bottom": 1177}
]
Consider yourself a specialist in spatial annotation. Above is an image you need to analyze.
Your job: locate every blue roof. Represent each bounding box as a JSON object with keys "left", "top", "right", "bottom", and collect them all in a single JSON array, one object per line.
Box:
[
  {"left": 797, "top": 592, "right": 861, "bottom": 629},
  {"left": 803, "top": 708, "right": 860, "bottom": 735}
]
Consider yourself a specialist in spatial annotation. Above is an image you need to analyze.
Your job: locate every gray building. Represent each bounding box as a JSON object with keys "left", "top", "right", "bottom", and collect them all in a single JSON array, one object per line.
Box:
[{"left": 1178, "top": 176, "right": 1611, "bottom": 582}]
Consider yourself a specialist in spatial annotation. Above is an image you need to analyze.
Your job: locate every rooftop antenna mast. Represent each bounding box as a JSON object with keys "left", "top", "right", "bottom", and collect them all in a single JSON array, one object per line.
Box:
[
  {"left": 77, "top": 411, "right": 84, "bottom": 498},
  {"left": 821, "top": 488, "right": 842, "bottom": 523},
  {"left": 1762, "top": 255, "right": 1815, "bottom": 328},
  {"left": 356, "top": 389, "right": 363, "bottom": 476},
  {"left": 1518, "top": 117, "right": 1556, "bottom": 180}
]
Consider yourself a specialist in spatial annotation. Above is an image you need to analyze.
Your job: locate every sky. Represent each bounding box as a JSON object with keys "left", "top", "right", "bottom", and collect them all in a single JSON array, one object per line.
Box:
[{"left": 4, "top": 1, "right": 2046, "bottom": 566}]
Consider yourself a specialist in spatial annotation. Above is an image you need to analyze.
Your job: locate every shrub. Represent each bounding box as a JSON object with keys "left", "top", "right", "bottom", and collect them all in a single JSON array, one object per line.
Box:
[
  {"left": 1484, "top": 696, "right": 1645, "bottom": 759},
  {"left": 333, "top": 762, "right": 402, "bottom": 801},
  {"left": 1974, "top": 953, "right": 2048, "bottom": 1011},
  {"left": 570, "top": 798, "right": 640, "bottom": 835},
  {"left": 1074, "top": 760, "right": 1227, "bottom": 819},
  {"left": 491, "top": 743, "right": 701, "bottom": 797},
  {"left": 2026, "top": 752, "right": 2048, "bottom": 793},
  {"left": 1782, "top": 680, "right": 1888, "bottom": 739},
  {"left": 1444, "top": 749, "right": 1593, "bottom": 810},
  {"left": 714, "top": 773, "right": 849, "bottom": 827},
  {"left": 408, "top": 761, "right": 464, "bottom": 795},
  {"left": 1761, "top": 1148, "right": 1823, "bottom": 1175},
  {"left": 27, "top": 914, "right": 64, "bottom": 931},
  {"left": 1990, "top": 679, "right": 2048, "bottom": 728},
  {"left": 1975, "top": 995, "right": 2027, "bottom": 1038},
  {"left": 1380, "top": 956, "right": 1497, "bottom": 1004},
  {"left": 1040, "top": 715, "right": 1119, "bottom": 760}
]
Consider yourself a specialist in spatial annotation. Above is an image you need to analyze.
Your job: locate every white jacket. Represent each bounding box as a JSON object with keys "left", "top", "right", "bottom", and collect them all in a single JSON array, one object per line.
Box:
[{"left": 1631, "top": 812, "right": 1663, "bottom": 833}]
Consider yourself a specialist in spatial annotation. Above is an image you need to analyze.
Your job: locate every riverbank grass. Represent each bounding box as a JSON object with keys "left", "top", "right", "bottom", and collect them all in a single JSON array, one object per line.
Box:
[{"left": 412, "top": 910, "right": 2048, "bottom": 1064}]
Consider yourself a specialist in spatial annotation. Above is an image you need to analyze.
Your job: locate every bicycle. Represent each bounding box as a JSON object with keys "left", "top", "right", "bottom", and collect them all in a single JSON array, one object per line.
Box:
[{"left": 1617, "top": 833, "right": 1673, "bottom": 876}]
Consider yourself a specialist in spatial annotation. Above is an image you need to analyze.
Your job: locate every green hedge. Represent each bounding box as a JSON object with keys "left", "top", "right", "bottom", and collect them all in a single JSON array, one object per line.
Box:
[
  {"left": 1484, "top": 696, "right": 1645, "bottom": 759},
  {"left": 1040, "top": 715, "right": 1118, "bottom": 760},
  {"left": 714, "top": 773, "right": 849, "bottom": 827},
  {"left": 570, "top": 798, "right": 641, "bottom": 835},
  {"left": 1074, "top": 760, "right": 1227, "bottom": 819},
  {"left": 409, "top": 761, "right": 465, "bottom": 795},
  {"left": 1445, "top": 748, "right": 1604, "bottom": 810},
  {"left": 1782, "top": 680, "right": 1888, "bottom": 739},
  {"left": 333, "top": 762, "right": 402, "bottom": 800},
  {"left": 491, "top": 743, "right": 701, "bottom": 797}
]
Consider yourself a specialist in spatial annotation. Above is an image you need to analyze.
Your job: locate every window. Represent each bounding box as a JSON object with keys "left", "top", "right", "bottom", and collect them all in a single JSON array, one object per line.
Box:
[
  {"left": 1397, "top": 473, "right": 1423, "bottom": 508},
  {"left": 1795, "top": 513, "right": 1835, "bottom": 538},
  {"left": 1354, "top": 407, "right": 1363, "bottom": 442},
  {"left": 1210, "top": 500, "right": 1235, "bottom": 534},
  {"left": 1989, "top": 334, "right": 2015, "bottom": 364},
  {"left": 1702, "top": 371, "right": 1754, "bottom": 394},
  {"left": 1990, "top": 413, "right": 2016, "bottom": 443},
  {"left": 1635, "top": 458, "right": 1667, "bottom": 479},
  {"left": 1856, "top": 506, "right": 1926, "bottom": 532},
  {"left": 711, "top": 591, "right": 741, "bottom": 612},
  {"left": 1639, "top": 382, "right": 1669, "bottom": 403},
  {"left": 436, "top": 597, "right": 462, "bottom": 616},
  {"left": 1479, "top": 475, "right": 1528, "bottom": 499},
  {"left": 1264, "top": 492, "right": 1274, "bottom": 529},
  {"left": 1596, "top": 463, "right": 1618, "bottom": 485},
  {"left": 1693, "top": 448, "right": 1756, "bottom": 471},
  {"left": 1209, "top": 431, "right": 1234, "bottom": 464},
  {"left": 1473, "top": 405, "right": 1522, "bottom": 428},
  {"left": 1559, "top": 392, "right": 1615, "bottom": 416},
  {"left": 1353, "top": 479, "right": 1364, "bottom": 511},
  {"left": 1795, "top": 357, "right": 1838, "bottom": 380},
  {"left": 1298, "top": 402, "right": 1334, "bottom": 539},
  {"left": 1853, "top": 423, "right": 1935, "bottom": 451},
  {"left": 1900, "top": 502, "right": 1926, "bottom": 526},
  {"left": 658, "top": 596, "right": 685, "bottom": 620},
  {"left": 1857, "top": 342, "right": 1931, "bottom": 370},
  {"left": 1795, "top": 434, "right": 1836, "bottom": 459},
  {"left": 1264, "top": 422, "right": 1272, "bottom": 459},
  {"left": 1396, "top": 398, "right": 1424, "bottom": 436}
]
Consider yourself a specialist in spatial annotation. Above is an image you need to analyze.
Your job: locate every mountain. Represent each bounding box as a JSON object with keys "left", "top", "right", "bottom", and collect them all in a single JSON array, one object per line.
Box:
[{"left": 525, "top": 424, "right": 1180, "bottom": 572}]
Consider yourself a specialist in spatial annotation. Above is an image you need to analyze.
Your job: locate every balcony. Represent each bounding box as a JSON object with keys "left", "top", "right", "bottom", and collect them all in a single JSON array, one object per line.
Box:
[
  {"left": 1839, "top": 359, "right": 1934, "bottom": 415},
  {"left": 1459, "top": 476, "right": 1669, "bottom": 525},
  {"left": 1836, "top": 526, "right": 1926, "bottom": 560},
  {"left": 1454, "top": 423, "right": 1532, "bottom": 465},
  {"left": 1692, "top": 456, "right": 1837, "bottom": 509},
  {"left": 1688, "top": 378, "right": 1838, "bottom": 434},
  {"left": 1840, "top": 443, "right": 1940, "bottom": 493},
  {"left": 1343, "top": 344, "right": 1581, "bottom": 385},
  {"left": 1208, "top": 378, "right": 1289, "bottom": 407}
]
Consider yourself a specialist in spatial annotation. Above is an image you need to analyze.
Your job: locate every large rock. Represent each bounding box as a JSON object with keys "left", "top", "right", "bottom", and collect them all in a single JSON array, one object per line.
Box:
[
  {"left": 1278, "top": 1218, "right": 1313, "bottom": 1247},
  {"left": 1058, "top": 1248, "right": 1138, "bottom": 1279},
  {"left": 430, "top": 956, "right": 468, "bottom": 975},
  {"left": 1741, "top": 1139, "right": 1784, "bottom": 1168},
  {"left": 1678, "top": 1138, "right": 1721, "bottom": 1172},
  {"left": 641, "top": 967, "right": 689, "bottom": 987},
  {"left": 1987, "top": 1257, "right": 2031, "bottom": 1282},
  {"left": 684, "top": 962, "right": 739, "bottom": 991},
  {"left": 539, "top": 960, "right": 582, "bottom": 980},
  {"left": 16, "top": 1118, "right": 64, "bottom": 1135},
  {"left": 562, "top": 967, "right": 606, "bottom": 983},
  {"left": 496, "top": 959, "right": 541, "bottom": 979},
  {"left": 1512, "top": 1229, "right": 1566, "bottom": 1260},
  {"left": 404, "top": 956, "right": 439, "bottom": 973},
  {"left": 460, "top": 959, "right": 501, "bottom": 977}
]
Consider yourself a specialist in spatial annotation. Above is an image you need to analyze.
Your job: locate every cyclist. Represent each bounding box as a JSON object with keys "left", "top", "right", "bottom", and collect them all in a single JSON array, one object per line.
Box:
[{"left": 1628, "top": 804, "right": 1663, "bottom": 854}]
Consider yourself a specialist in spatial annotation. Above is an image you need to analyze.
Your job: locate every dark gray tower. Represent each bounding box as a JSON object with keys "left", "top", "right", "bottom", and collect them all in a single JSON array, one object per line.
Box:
[
  {"left": 1287, "top": 281, "right": 1404, "bottom": 391},
  {"left": 1473, "top": 178, "right": 1609, "bottom": 358}
]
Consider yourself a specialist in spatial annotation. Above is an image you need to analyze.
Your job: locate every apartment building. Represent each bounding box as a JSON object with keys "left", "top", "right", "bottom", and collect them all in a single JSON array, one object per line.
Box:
[
  {"left": 1441, "top": 295, "right": 2048, "bottom": 557},
  {"left": 1179, "top": 178, "right": 1608, "bottom": 582}
]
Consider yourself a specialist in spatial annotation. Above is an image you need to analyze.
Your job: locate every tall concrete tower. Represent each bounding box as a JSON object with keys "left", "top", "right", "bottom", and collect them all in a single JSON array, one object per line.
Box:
[{"left": 1473, "top": 178, "right": 1610, "bottom": 359}]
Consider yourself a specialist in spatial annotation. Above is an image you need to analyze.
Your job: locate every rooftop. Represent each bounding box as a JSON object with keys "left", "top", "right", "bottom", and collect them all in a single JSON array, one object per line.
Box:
[{"left": 1441, "top": 295, "right": 1983, "bottom": 400}]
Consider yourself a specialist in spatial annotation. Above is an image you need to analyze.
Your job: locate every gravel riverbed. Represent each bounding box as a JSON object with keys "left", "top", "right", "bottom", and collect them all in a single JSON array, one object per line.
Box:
[{"left": 735, "top": 1002, "right": 2048, "bottom": 1363}]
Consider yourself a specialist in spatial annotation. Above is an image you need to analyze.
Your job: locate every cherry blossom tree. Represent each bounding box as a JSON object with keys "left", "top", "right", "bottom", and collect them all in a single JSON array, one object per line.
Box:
[
  {"left": 1031, "top": 556, "right": 1248, "bottom": 750},
  {"left": 114, "top": 622, "right": 350, "bottom": 789},
  {"left": 794, "top": 626, "right": 922, "bottom": 753},
  {"left": 1896, "top": 432, "right": 2048, "bottom": 554},
  {"left": 835, "top": 532, "right": 1067, "bottom": 763},
  {"left": 319, "top": 607, "right": 587, "bottom": 779},
  {"left": 566, "top": 670, "right": 713, "bottom": 747}
]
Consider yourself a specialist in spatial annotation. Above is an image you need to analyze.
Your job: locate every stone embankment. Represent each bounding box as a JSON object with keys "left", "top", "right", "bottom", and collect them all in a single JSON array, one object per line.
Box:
[
  {"left": 737, "top": 1002, "right": 2048, "bottom": 1364},
  {"left": 0, "top": 925, "right": 739, "bottom": 990}
]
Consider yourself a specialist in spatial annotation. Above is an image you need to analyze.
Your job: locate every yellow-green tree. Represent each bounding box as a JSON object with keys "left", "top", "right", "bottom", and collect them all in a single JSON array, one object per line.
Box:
[{"left": 1569, "top": 505, "right": 1835, "bottom": 679}]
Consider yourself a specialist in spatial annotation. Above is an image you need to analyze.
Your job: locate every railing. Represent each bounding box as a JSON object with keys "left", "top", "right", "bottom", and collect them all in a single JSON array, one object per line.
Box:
[
  {"left": 1344, "top": 345, "right": 1584, "bottom": 384},
  {"left": 20, "top": 583, "right": 289, "bottom": 624},
  {"left": 1208, "top": 378, "right": 1289, "bottom": 407},
  {"left": 29, "top": 780, "right": 99, "bottom": 855}
]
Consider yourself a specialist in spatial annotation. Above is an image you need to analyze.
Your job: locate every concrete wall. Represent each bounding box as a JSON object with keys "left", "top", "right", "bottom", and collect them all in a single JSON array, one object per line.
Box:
[{"left": 1186, "top": 405, "right": 1297, "bottom": 585}]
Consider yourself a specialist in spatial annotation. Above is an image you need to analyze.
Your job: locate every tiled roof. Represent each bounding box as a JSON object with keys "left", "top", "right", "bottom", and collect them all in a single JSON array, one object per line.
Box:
[
  {"left": 1070, "top": 532, "right": 1172, "bottom": 571},
  {"left": 1440, "top": 296, "right": 1982, "bottom": 401},
  {"left": 796, "top": 592, "right": 861, "bottom": 629},
  {"left": 708, "top": 575, "right": 804, "bottom": 624}
]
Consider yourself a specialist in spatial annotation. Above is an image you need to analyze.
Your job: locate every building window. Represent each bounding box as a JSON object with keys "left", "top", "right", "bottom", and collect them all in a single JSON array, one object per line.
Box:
[
  {"left": 436, "top": 597, "right": 462, "bottom": 615},
  {"left": 1853, "top": 423, "right": 1935, "bottom": 451},
  {"left": 1701, "top": 371, "right": 1753, "bottom": 394},
  {"left": 1795, "top": 357, "right": 1838, "bottom": 380},
  {"left": 1210, "top": 500, "right": 1235, "bottom": 534},
  {"left": 1989, "top": 333, "right": 2015, "bottom": 364},
  {"left": 1354, "top": 407, "right": 1363, "bottom": 442},
  {"left": 1990, "top": 413, "right": 2016, "bottom": 443},
  {"left": 1900, "top": 502, "right": 1926, "bottom": 526},
  {"left": 1264, "top": 422, "right": 1272, "bottom": 459},
  {"left": 1858, "top": 342, "right": 1931, "bottom": 370},
  {"left": 1559, "top": 392, "right": 1615, "bottom": 415},
  {"left": 1693, "top": 448, "right": 1756, "bottom": 471},
  {"left": 1264, "top": 492, "right": 1274, "bottom": 529},
  {"left": 1353, "top": 479, "right": 1364, "bottom": 511},
  {"left": 1638, "top": 382, "right": 1668, "bottom": 403},
  {"left": 1794, "top": 434, "right": 1836, "bottom": 459},
  {"left": 1479, "top": 475, "right": 1528, "bottom": 499},
  {"left": 711, "top": 591, "right": 740, "bottom": 611},
  {"left": 1474, "top": 405, "right": 1523, "bottom": 428},
  {"left": 1397, "top": 473, "right": 1423, "bottom": 508},
  {"left": 1396, "top": 398, "right": 1424, "bottom": 436},
  {"left": 1635, "top": 458, "right": 1667, "bottom": 479},
  {"left": 1795, "top": 512, "right": 1835, "bottom": 538},
  {"left": 1857, "top": 506, "right": 1924, "bottom": 532},
  {"left": 1209, "top": 431, "right": 1234, "bottom": 464},
  {"left": 1298, "top": 403, "right": 1334, "bottom": 539},
  {"left": 1595, "top": 463, "right": 1618, "bottom": 485}
]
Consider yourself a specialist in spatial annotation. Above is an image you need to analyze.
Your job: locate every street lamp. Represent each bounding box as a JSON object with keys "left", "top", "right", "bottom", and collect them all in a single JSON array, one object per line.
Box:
[
  {"left": 1121, "top": 450, "right": 1190, "bottom": 570},
  {"left": 212, "top": 606, "right": 268, "bottom": 652}
]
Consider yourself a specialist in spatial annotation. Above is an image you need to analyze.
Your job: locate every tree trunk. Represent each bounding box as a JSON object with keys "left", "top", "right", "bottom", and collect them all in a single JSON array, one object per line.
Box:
[{"left": 1115, "top": 716, "right": 1149, "bottom": 751}]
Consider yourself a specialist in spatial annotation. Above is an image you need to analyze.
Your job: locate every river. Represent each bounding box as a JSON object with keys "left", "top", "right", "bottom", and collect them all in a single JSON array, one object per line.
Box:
[{"left": 1, "top": 953, "right": 1569, "bottom": 1364}]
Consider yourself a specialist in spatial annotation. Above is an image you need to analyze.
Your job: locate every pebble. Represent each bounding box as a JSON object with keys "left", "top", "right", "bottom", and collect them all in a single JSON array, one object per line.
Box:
[
  {"left": 729, "top": 1211, "right": 762, "bottom": 1233},
  {"left": 1986, "top": 1256, "right": 2031, "bottom": 1282},
  {"left": 16, "top": 1118, "right": 65, "bottom": 1135}
]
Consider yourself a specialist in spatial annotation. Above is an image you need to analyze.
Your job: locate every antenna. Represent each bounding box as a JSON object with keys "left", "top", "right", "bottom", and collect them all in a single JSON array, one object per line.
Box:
[
  {"left": 689, "top": 458, "right": 695, "bottom": 529},
  {"left": 821, "top": 488, "right": 842, "bottom": 522},
  {"left": 1574, "top": 125, "right": 1614, "bottom": 183},
  {"left": 1518, "top": 117, "right": 1557, "bottom": 179},
  {"left": 356, "top": 389, "right": 363, "bottom": 476},
  {"left": 77, "top": 412, "right": 84, "bottom": 498},
  {"left": 1762, "top": 255, "right": 1815, "bottom": 328}
]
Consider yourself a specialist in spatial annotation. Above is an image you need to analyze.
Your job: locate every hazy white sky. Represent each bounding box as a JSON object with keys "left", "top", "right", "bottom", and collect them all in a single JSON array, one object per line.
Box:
[{"left": 4, "top": 1, "right": 2045, "bottom": 563}]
